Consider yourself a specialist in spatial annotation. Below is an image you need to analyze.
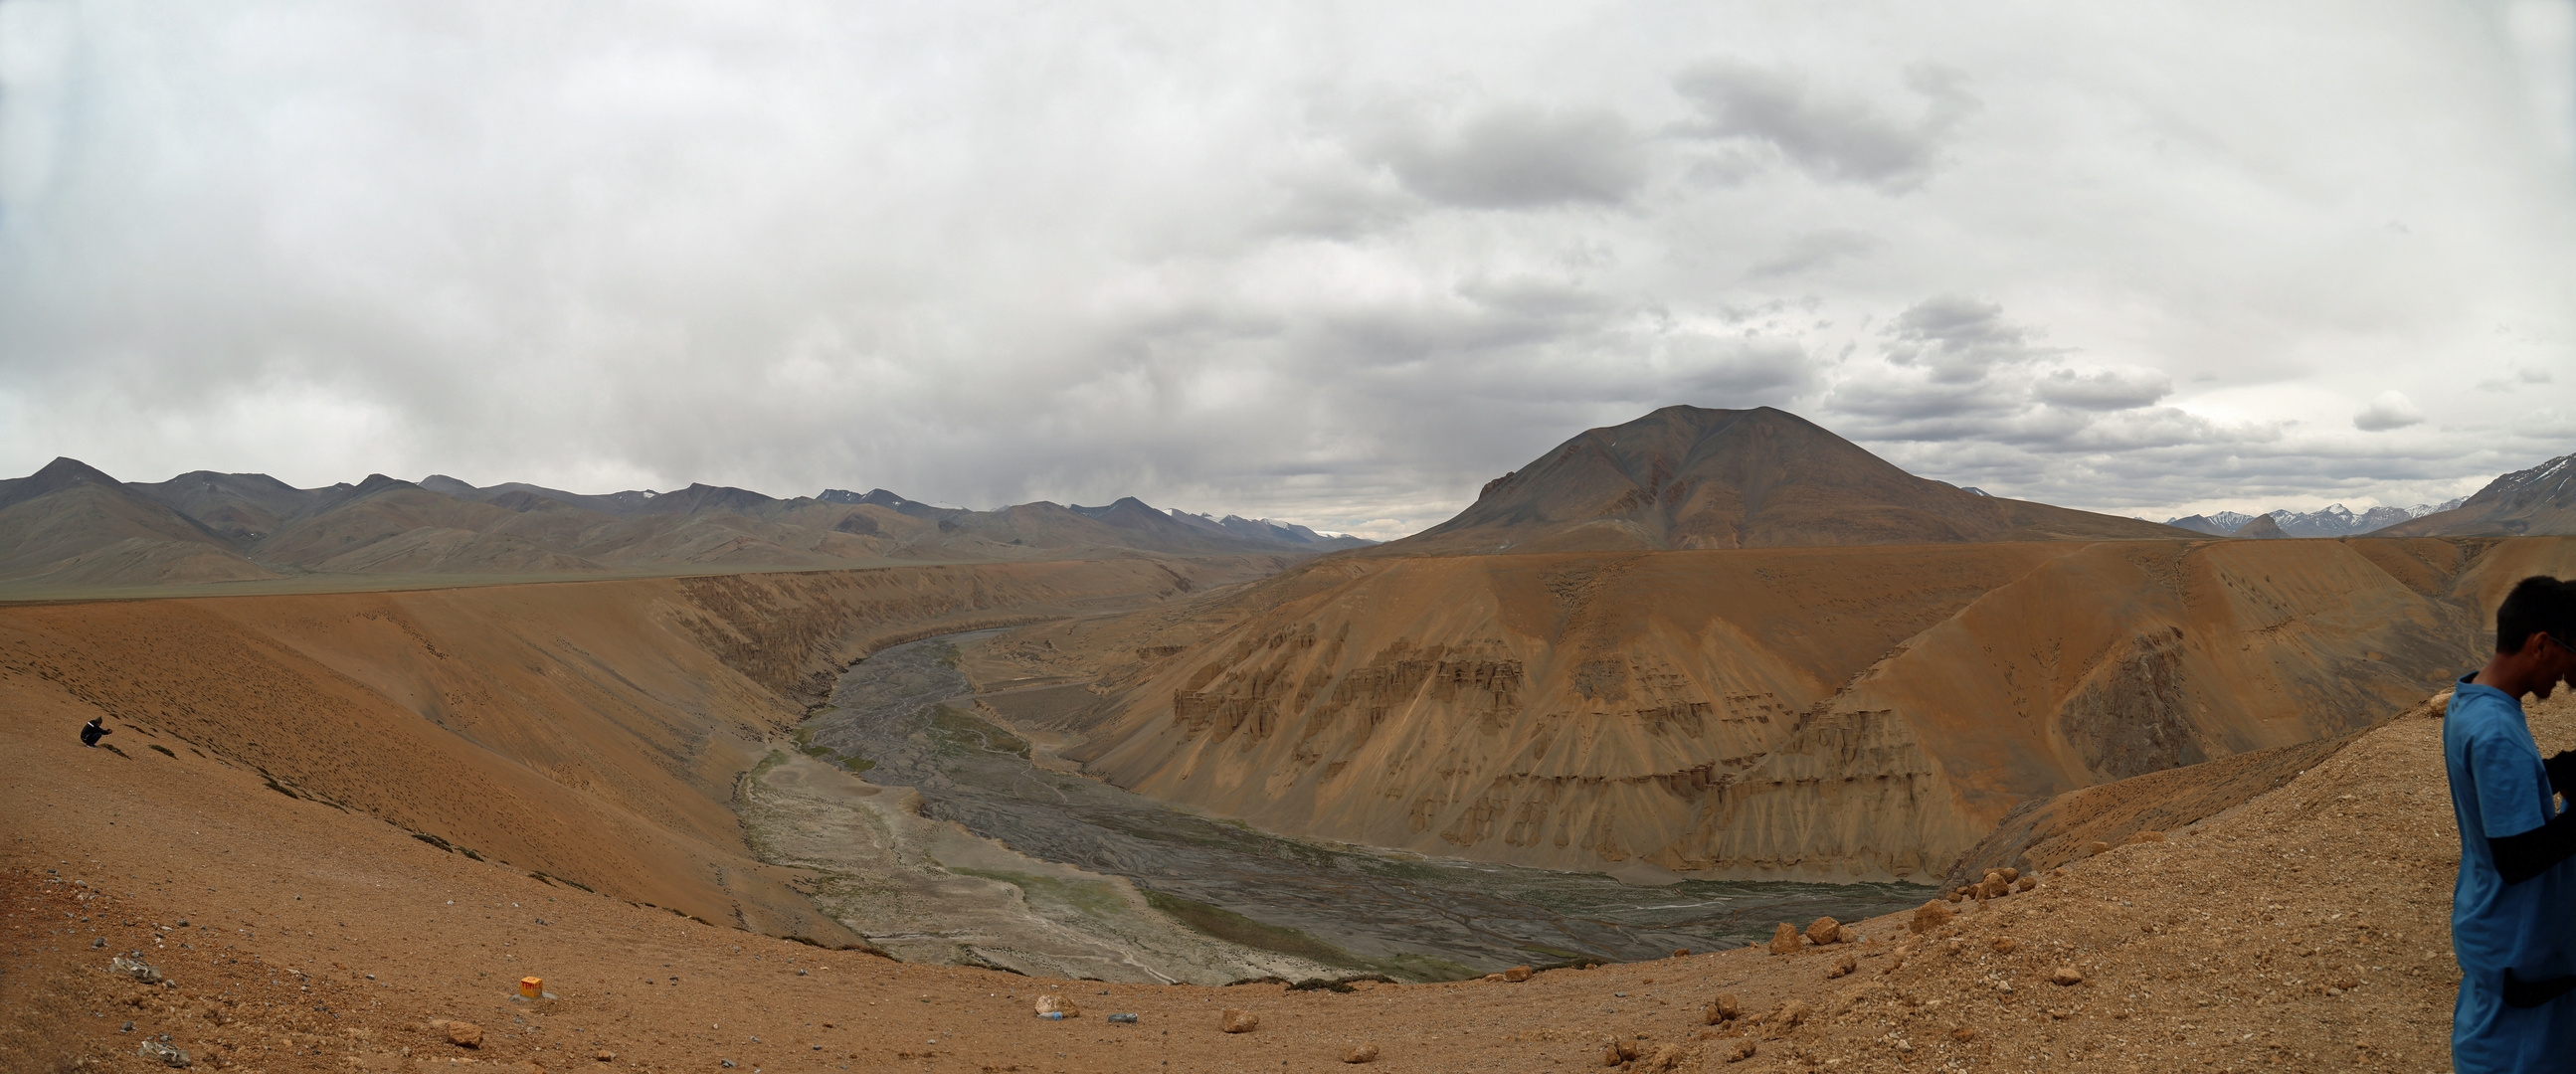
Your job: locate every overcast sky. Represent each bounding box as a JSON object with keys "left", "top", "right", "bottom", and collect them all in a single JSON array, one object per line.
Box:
[{"left": 2, "top": 1, "right": 2570, "bottom": 538}]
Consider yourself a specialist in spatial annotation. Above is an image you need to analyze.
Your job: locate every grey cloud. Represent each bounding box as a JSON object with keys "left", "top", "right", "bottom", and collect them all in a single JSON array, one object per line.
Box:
[
  {"left": 2033, "top": 367, "right": 2173, "bottom": 411},
  {"left": 0, "top": 4, "right": 2566, "bottom": 540},
  {"left": 2478, "top": 366, "right": 2558, "bottom": 391},
  {"left": 1748, "top": 229, "right": 1880, "bottom": 277},
  {"left": 2353, "top": 391, "right": 2426, "bottom": 432},
  {"left": 1369, "top": 106, "right": 1646, "bottom": 208},
  {"left": 1672, "top": 60, "right": 1975, "bottom": 191},
  {"left": 1669, "top": 335, "right": 1812, "bottom": 399},
  {"left": 2513, "top": 408, "right": 2576, "bottom": 438},
  {"left": 1881, "top": 295, "right": 2056, "bottom": 384}
]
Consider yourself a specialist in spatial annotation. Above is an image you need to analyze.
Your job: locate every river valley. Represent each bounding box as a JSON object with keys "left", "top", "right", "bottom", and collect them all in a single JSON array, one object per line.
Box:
[{"left": 757, "top": 631, "right": 1930, "bottom": 983}]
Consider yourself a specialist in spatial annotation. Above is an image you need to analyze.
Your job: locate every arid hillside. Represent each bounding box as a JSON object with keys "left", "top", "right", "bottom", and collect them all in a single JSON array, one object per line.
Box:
[
  {"left": 1375, "top": 406, "right": 2193, "bottom": 555},
  {"left": 1042, "top": 535, "right": 2576, "bottom": 881},
  {"left": 2, "top": 679, "right": 2529, "bottom": 1073},
  {"left": 0, "top": 555, "right": 1284, "bottom": 940}
]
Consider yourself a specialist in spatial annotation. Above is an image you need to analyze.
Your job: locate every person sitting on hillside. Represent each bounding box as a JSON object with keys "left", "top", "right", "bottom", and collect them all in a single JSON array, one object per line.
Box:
[
  {"left": 2447, "top": 575, "right": 2576, "bottom": 1071},
  {"left": 79, "top": 717, "right": 111, "bottom": 748}
]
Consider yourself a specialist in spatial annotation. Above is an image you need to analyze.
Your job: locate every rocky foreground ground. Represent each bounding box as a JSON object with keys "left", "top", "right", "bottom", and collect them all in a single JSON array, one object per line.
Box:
[{"left": 4, "top": 686, "right": 2547, "bottom": 1073}]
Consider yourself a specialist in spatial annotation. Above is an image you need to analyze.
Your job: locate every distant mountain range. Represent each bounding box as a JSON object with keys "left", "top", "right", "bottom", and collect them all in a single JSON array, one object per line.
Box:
[
  {"left": 2164, "top": 498, "right": 2467, "bottom": 538},
  {"left": 2372, "top": 451, "right": 2576, "bottom": 538},
  {"left": 0, "top": 459, "right": 1369, "bottom": 589},
  {"left": 2160, "top": 446, "right": 2576, "bottom": 540}
]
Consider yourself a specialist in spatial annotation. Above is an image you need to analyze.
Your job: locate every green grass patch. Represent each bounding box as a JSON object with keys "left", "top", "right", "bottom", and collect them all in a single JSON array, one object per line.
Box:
[
  {"left": 929, "top": 706, "right": 1030, "bottom": 759},
  {"left": 1143, "top": 890, "right": 1372, "bottom": 971},
  {"left": 951, "top": 867, "right": 1128, "bottom": 918},
  {"left": 841, "top": 754, "right": 877, "bottom": 774}
]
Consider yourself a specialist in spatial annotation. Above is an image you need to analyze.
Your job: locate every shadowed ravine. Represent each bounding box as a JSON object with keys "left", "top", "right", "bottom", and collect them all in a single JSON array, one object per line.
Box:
[{"left": 789, "top": 631, "right": 1929, "bottom": 979}]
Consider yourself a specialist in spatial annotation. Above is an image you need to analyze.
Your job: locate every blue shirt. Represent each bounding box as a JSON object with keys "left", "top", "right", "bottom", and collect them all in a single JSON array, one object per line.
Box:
[{"left": 2445, "top": 676, "right": 2576, "bottom": 1071}]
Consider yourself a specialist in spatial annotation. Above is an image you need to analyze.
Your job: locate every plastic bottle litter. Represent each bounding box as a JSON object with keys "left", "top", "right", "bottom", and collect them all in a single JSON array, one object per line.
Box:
[
  {"left": 1038, "top": 1011, "right": 1067, "bottom": 1020},
  {"left": 1107, "top": 1013, "right": 1139, "bottom": 1024}
]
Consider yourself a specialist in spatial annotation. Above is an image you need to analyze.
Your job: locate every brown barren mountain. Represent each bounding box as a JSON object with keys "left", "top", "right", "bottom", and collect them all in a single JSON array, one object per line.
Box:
[
  {"left": 1050, "top": 536, "right": 2565, "bottom": 881},
  {"left": 1003, "top": 405, "right": 2500, "bottom": 881},
  {"left": 1378, "top": 406, "right": 2194, "bottom": 555},
  {"left": 2228, "top": 513, "right": 2289, "bottom": 539}
]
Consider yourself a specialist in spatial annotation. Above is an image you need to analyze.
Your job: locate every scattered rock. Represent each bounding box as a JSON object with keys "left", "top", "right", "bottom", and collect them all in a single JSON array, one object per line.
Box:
[
  {"left": 1480, "top": 973, "right": 1505, "bottom": 983},
  {"left": 1035, "top": 993, "right": 1080, "bottom": 1017},
  {"left": 2122, "top": 830, "right": 2167, "bottom": 845},
  {"left": 594, "top": 1051, "right": 616, "bottom": 1062},
  {"left": 1703, "top": 993, "right": 1741, "bottom": 1024},
  {"left": 1724, "top": 1037, "right": 1757, "bottom": 1063},
  {"left": 2050, "top": 967, "right": 2084, "bottom": 986},
  {"left": 2085, "top": 841, "right": 2112, "bottom": 857},
  {"left": 446, "top": 1021, "right": 483, "bottom": 1048},
  {"left": 1951, "top": 1027, "right": 1978, "bottom": 1043},
  {"left": 1944, "top": 889, "right": 1965, "bottom": 903},
  {"left": 1598, "top": 1038, "right": 1640, "bottom": 1066},
  {"left": 1825, "top": 953, "right": 1856, "bottom": 980},
  {"left": 1502, "top": 966, "right": 1534, "bottom": 983},
  {"left": 135, "top": 1039, "right": 190, "bottom": 1068},
  {"left": 1768, "top": 922, "right": 1803, "bottom": 956},
  {"left": 110, "top": 957, "right": 164, "bottom": 984},
  {"left": 1220, "top": 1007, "right": 1259, "bottom": 1034},
  {"left": 1835, "top": 925, "right": 1860, "bottom": 944},
  {"left": 1805, "top": 917, "right": 1843, "bottom": 946},
  {"left": 2015, "top": 876, "right": 2037, "bottom": 893},
  {"left": 1644, "top": 1043, "right": 1689, "bottom": 1070},
  {"left": 1991, "top": 938, "right": 2017, "bottom": 955},
  {"left": 1997, "top": 867, "right": 2019, "bottom": 881},
  {"left": 1766, "top": 999, "right": 1810, "bottom": 1028},
  {"left": 1342, "top": 1043, "right": 1379, "bottom": 1064},
  {"left": 1911, "top": 900, "right": 1952, "bottom": 934}
]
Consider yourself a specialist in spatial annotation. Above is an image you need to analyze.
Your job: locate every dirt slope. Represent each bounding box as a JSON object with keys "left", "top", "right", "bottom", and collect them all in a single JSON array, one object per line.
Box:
[
  {"left": 3, "top": 682, "right": 2529, "bottom": 1073},
  {"left": 1047, "top": 536, "right": 2576, "bottom": 882},
  {"left": 0, "top": 557, "right": 1284, "bottom": 941}
]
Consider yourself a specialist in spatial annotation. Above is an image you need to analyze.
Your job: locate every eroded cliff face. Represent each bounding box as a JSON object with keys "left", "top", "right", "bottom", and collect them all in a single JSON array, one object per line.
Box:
[{"left": 1066, "top": 537, "right": 2576, "bottom": 880}]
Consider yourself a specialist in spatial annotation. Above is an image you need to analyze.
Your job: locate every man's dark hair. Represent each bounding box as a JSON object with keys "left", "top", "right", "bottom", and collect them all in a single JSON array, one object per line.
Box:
[{"left": 2495, "top": 576, "right": 2576, "bottom": 653}]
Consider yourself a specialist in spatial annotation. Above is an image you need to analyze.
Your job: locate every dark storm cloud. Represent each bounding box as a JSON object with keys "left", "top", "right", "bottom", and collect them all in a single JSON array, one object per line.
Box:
[{"left": 1672, "top": 60, "right": 1975, "bottom": 191}]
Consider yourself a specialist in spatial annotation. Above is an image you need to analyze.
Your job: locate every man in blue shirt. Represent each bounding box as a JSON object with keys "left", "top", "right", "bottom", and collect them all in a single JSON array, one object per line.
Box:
[{"left": 2448, "top": 575, "right": 2576, "bottom": 1071}]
